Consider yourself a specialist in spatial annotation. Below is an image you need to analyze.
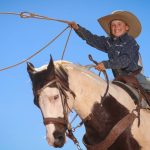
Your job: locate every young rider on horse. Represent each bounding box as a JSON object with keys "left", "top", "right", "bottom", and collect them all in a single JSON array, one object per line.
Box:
[{"left": 68, "top": 10, "right": 150, "bottom": 105}]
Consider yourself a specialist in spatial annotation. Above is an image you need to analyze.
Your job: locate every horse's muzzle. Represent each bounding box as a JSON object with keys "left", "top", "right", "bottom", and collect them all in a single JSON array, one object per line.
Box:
[{"left": 53, "top": 131, "right": 65, "bottom": 147}]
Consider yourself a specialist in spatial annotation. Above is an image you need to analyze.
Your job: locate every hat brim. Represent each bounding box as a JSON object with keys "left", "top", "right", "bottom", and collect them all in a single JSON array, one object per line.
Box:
[{"left": 98, "top": 11, "right": 142, "bottom": 38}]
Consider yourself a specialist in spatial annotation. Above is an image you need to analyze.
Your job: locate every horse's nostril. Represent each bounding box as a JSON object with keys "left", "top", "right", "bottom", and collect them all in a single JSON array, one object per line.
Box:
[
  {"left": 53, "top": 131, "right": 64, "bottom": 140},
  {"left": 57, "top": 134, "right": 64, "bottom": 140}
]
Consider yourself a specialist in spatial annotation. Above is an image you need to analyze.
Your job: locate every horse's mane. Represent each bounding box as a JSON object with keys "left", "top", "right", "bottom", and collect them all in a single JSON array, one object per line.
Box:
[
  {"left": 34, "top": 60, "right": 71, "bottom": 72},
  {"left": 34, "top": 60, "right": 102, "bottom": 83},
  {"left": 60, "top": 61, "right": 105, "bottom": 83}
]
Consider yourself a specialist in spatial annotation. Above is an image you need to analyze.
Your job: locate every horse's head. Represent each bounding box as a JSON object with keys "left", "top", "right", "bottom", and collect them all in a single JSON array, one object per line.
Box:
[{"left": 27, "top": 56, "right": 74, "bottom": 147}]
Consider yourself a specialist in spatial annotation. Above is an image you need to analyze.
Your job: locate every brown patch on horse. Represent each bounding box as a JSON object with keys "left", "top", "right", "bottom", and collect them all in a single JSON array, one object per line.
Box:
[{"left": 84, "top": 94, "right": 141, "bottom": 150}]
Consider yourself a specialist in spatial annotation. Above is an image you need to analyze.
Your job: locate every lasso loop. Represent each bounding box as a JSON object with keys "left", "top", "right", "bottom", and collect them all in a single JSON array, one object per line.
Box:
[
  {"left": 0, "top": 11, "right": 73, "bottom": 72},
  {"left": 0, "top": 26, "right": 70, "bottom": 72},
  {"left": 0, "top": 11, "right": 70, "bottom": 24}
]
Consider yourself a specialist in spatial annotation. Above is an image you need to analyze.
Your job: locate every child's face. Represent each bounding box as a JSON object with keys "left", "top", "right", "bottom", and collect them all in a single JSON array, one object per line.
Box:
[{"left": 110, "top": 20, "right": 129, "bottom": 37}]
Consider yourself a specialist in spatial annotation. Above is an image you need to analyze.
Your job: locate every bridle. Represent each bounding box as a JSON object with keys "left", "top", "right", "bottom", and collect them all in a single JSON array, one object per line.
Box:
[
  {"left": 35, "top": 76, "right": 83, "bottom": 150},
  {"left": 36, "top": 77, "right": 74, "bottom": 127}
]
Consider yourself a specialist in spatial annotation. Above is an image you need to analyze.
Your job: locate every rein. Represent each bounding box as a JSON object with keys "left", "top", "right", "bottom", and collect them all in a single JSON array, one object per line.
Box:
[{"left": 88, "top": 54, "right": 109, "bottom": 104}]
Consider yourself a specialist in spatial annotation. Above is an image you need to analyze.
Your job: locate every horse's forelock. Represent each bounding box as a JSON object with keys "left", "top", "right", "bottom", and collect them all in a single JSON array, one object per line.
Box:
[{"left": 34, "top": 64, "right": 48, "bottom": 72}]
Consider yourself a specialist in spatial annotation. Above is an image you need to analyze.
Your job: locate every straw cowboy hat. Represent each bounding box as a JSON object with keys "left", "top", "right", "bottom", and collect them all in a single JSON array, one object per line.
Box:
[{"left": 98, "top": 11, "right": 142, "bottom": 38}]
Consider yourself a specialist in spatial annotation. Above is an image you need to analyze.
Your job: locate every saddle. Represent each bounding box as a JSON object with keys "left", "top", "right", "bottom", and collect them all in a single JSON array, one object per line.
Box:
[{"left": 113, "top": 69, "right": 150, "bottom": 108}]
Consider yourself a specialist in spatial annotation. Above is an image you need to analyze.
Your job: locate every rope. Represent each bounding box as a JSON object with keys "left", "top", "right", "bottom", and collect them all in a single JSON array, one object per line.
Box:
[
  {"left": 0, "top": 26, "right": 69, "bottom": 72},
  {"left": 61, "top": 27, "right": 73, "bottom": 60},
  {"left": 0, "top": 11, "right": 70, "bottom": 24},
  {"left": 0, "top": 11, "right": 73, "bottom": 72},
  {"left": 0, "top": 12, "right": 20, "bottom": 16}
]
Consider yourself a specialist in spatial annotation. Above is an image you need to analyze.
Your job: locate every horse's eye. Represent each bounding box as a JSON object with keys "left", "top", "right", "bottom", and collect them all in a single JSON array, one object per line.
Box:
[{"left": 54, "top": 95, "right": 59, "bottom": 100}]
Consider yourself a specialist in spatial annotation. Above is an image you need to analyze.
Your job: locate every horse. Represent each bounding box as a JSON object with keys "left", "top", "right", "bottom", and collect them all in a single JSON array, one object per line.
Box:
[{"left": 27, "top": 56, "right": 150, "bottom": 150}]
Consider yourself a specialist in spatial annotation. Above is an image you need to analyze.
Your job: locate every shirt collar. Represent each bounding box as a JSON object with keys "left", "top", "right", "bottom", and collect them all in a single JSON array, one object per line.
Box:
[{"left": 112, "top": 33, "right": 129, "bottom": 42}]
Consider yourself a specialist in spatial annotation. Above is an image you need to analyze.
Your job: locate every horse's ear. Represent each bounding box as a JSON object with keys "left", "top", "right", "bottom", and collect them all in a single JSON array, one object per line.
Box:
[
  {"left": 27, "top": 62, "right": 36, "bottom": 77},
  {"left": 47, "top": 55, "right": 55, "bottom": 75}
]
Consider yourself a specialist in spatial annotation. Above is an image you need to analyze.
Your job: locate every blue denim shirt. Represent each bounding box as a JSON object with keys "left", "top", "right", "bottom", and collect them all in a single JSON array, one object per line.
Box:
[{"left": 75, "top": 25, "right": 141, "bottom": 77}]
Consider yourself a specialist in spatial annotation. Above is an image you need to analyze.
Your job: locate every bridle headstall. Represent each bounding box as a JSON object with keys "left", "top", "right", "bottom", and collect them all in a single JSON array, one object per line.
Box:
[{"left": 35, "top": 76, "right": 83, "bottom": 150}]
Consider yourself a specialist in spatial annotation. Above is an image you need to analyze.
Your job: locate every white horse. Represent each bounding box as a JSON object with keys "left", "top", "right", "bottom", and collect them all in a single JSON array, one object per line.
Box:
[{"left": 27, "top": 56, "right": 150, "bottom": 150}]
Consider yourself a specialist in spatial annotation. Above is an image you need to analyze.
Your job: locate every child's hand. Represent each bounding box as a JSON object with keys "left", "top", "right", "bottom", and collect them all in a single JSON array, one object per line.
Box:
[
  {"left": 68, "top": 21, "right": 79, "bottom": 30},
  {"left": 95, "top": 63, "right": 106, "bottom": 71}
]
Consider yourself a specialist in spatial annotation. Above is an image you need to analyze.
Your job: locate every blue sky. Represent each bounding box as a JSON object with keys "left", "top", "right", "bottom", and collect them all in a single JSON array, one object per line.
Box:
[{"left": 0, "top": 1, "right": 149, "bottom": 150}]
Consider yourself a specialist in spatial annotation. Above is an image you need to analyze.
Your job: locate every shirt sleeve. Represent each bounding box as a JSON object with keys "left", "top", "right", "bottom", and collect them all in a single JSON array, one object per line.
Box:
[
  {"left": 102, "top": 37, "right": 139, "bottom": 69},
  {"left": 102, "top": 55, "right": 130, "bottom": 69},
  {"left": 75, "top": 25, "right": 108, "bottom": 53}
]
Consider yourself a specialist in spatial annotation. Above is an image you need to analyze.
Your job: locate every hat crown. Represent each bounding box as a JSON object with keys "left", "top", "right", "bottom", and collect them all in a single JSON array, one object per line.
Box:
[{"left": 112, "top": 10, "right": 124, "bottom": 14}]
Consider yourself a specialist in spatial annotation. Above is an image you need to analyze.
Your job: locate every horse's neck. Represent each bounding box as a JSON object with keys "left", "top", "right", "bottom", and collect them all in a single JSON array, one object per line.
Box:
[
  {"left": 61, "top": 62, "right": 138, "bottom": 147},
  {"left": 64, "top": 63, "right": 108, "bottom": 119},
  {"left": 61, "top": 62, "right": 136, "bottom": 118}
]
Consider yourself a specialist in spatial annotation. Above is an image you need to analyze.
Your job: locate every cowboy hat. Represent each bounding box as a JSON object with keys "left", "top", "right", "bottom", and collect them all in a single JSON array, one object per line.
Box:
[{"left": 98, "top": 11, "right": 142, "bottom": 38}]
